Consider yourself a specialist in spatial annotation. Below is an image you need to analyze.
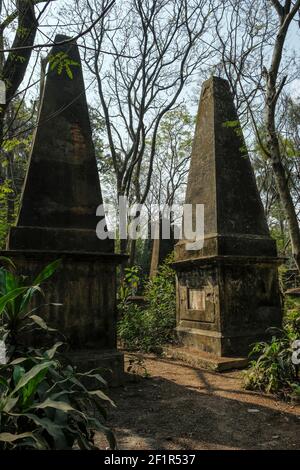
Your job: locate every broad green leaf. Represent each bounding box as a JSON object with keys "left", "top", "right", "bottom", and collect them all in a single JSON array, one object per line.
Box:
[
  {"left": 3, "top": 396, "right": 18, "bottom": 412},
  {"left": 10, "top": 357, "right": 28, "bottom": 365},
  {"left": 4, "top": 270, "right": 18, "bottom": 293},
  {"left": 49, "top": 390, "right": 76, "bottom": 401},
  {"left": 21, "top": 368, "right": 49, "bottom": 407},
  {"left": 29, "top": 314, "right": 56, "bottom": 331},
  {"left": 32, "top": 259, "right": 61, "bottom": 285},
  {"left": 65, "top": 64, "right": 73, "bottom": 79},
  {"left": 88, "top": 389, "right": 115, "bottom": 406},
  {"left": 33, "top": 398, "right": 76, "bottom": 413},
  {"left": 13, "top": 361, "right": 54, "bottom": 393},
  {"left": 24, "top": 413, "right": 67, "bottom": 441},
  {"left": 0, "top": 432, "right": 35, "bottom": 442},
  {"left": 0, "top": 287, "right": 28, "bottom": 315},
  {"left": 20, "top": 285, "right": 43, "bottom": 312},
  {"left": 13, "top": 365, "right": 25, "bottom": 386},
  {"left": 0, "top": 257, "right": 16, "bottom": 269},
  {"left": 45, "top": 341, "right": 63, "bottom": 359},
  {"left": 78, "top": 370, "right": 107, "bottom": 386}
]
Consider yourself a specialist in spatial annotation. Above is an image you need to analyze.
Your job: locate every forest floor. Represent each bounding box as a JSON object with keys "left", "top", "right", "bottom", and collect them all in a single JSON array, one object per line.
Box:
[{"left": 95, "top": 352, "right": 300, "bottom": 450}]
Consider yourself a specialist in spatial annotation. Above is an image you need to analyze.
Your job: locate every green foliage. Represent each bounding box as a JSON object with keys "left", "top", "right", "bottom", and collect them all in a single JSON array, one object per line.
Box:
[
  {"left": 118, "top": 255, "right": 176, "bottom": 352},
  {"left": 222, "top": 120, "right": 246, "bottom": 153},
  {"left": 222, "top": 120, "right": 240, "bottom": 128},
  {"left": 0, "top": 258, "right": 62, "bottom": 350},
  {"left": 2, "top": 135, "right": 31, "bottom": 154},
  {"left": 0, "top": 100, "right": 33, "bottom": 249},
  {"left": 0, "top": 259, "right": 115, "bottom": 449},
  {"left": 243, "top": 298, "right": 300, "bottom": 400},
  {"left": 156, "top": 107, "right": 193, "bottom": 154},
  {"left": 9, "top": 54, "right": 26, "bottom": 64},
  {"left": 48, "top": 52, "right": 79, "bottom": 79},
  {"left": 133, "top": 239, "right": 152, "bottom": 278},
  {"left": 0, "top": 181, "right": 13, "bottom": 247},
  {"left": 119, "top": 265, "right": 141, "bottom": 302},
  {"left": 0, "top": 348, "right": 115, "bottom": 449},
  {"left": 16, "top": 26, "right": 30, "bottom": 39}
]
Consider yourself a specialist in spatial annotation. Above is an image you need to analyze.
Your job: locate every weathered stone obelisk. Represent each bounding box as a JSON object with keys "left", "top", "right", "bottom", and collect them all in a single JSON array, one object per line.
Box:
[
  {"left": 172, "top": 77, "right": 282, "bottom": 362},
  {"left": 2, "top": 35, "right": 124, "bottom": 383}
]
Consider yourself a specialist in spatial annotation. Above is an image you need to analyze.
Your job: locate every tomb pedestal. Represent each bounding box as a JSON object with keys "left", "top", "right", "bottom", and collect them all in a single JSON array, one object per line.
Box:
[
  {"left": 0, "top": 249, "right": 124, "bottom": 385},
  {"left": 174, "top": 254, "right": 281, "bottom": 357}
]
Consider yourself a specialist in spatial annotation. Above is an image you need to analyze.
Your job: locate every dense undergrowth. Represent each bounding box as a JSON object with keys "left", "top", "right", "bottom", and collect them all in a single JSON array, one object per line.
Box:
[
  {"left": 244, "top": 296, "right": 300, "bottom": 401},
  {"left": 117, "top": 255, "right": 176, "bottom": 353},
  {"left": 0, "top": 257, "right": 115, "bottom": 449}
]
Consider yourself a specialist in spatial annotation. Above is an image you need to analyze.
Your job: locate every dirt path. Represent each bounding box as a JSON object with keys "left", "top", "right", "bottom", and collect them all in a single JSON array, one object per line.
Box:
[{"left": 96, "top": 353, "right": 300, "bottom": 450}]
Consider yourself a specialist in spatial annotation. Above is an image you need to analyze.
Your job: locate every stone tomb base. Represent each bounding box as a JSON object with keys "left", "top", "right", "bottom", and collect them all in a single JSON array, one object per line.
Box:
[
  {"left": 164, "top": 345, "right": 248, "bottom": 372},
  {"left": 173, "top": 255, "right": 282, "bottom": 360},
  {"left": 0, "top": 250, "right": 125, "bottom": 385}
]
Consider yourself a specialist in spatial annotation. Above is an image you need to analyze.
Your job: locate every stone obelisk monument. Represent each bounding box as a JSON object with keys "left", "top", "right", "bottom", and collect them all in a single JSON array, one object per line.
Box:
[
  {"left": 2, "top": 35, "right": 124, "bottom": 383},
  {"left": 172, "top": 77, "right": 281, "bottom": 365}
]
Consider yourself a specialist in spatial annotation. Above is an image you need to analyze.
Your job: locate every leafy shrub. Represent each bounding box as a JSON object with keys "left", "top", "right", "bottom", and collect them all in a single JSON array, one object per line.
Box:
[
  {"left": 0, "top": 345, "right": 115, "bottom": 449},
  {"left": 0, "top": 181, "right": 14, "bottom": 249},
  {"left": 0, "top": 258, "right": 115, "bottom": 449},
  {"left": 117, "top": 255, "right": 176, "bottom": 352},
  {"left": 119, "top": 265, "right": 141, "bottom": 302},
  {"left": 0, "top": 257, "right": 62, "bottom": 352},
  {"left": 243, "top": 297, "right": 300, "bottom": 401}
]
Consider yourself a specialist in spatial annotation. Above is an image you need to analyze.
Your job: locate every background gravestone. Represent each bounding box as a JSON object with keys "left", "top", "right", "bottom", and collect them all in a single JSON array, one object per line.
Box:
[
  {"left": 172, "top": 76, "right": 282, "bottom": 361},
  {"left": 1, "top": 35, "right": 124, "bottom": 384}
]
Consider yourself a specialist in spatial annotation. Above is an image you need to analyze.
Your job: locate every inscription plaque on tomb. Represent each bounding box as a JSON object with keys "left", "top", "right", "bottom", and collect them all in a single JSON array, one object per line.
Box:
[
  {"left": 179, "top": 285, "right": 215, "bottom": 323},
  {"left": 188, "top": 289, "right": 205, "bottom": 311}
]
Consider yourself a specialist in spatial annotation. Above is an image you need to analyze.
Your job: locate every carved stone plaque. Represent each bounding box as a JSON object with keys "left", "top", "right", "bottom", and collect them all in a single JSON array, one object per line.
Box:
[
  {"left": 188, "top": 289, "right": 205, "bottom": 311},
  {"left": 179, "top": 285, "right": 215, "bottom": 323}
]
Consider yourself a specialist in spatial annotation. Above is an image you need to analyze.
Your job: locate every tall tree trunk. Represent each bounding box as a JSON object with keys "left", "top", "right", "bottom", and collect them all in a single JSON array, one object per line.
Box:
[
  {"left": 271, "top": 157, "right": 300, "bottom": 270},
  {"left": 264, "top": 0, "right": 300, "bottom": 273},
  {"left": 129, "top": 238, "right": 136, "bottom": 266}
]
